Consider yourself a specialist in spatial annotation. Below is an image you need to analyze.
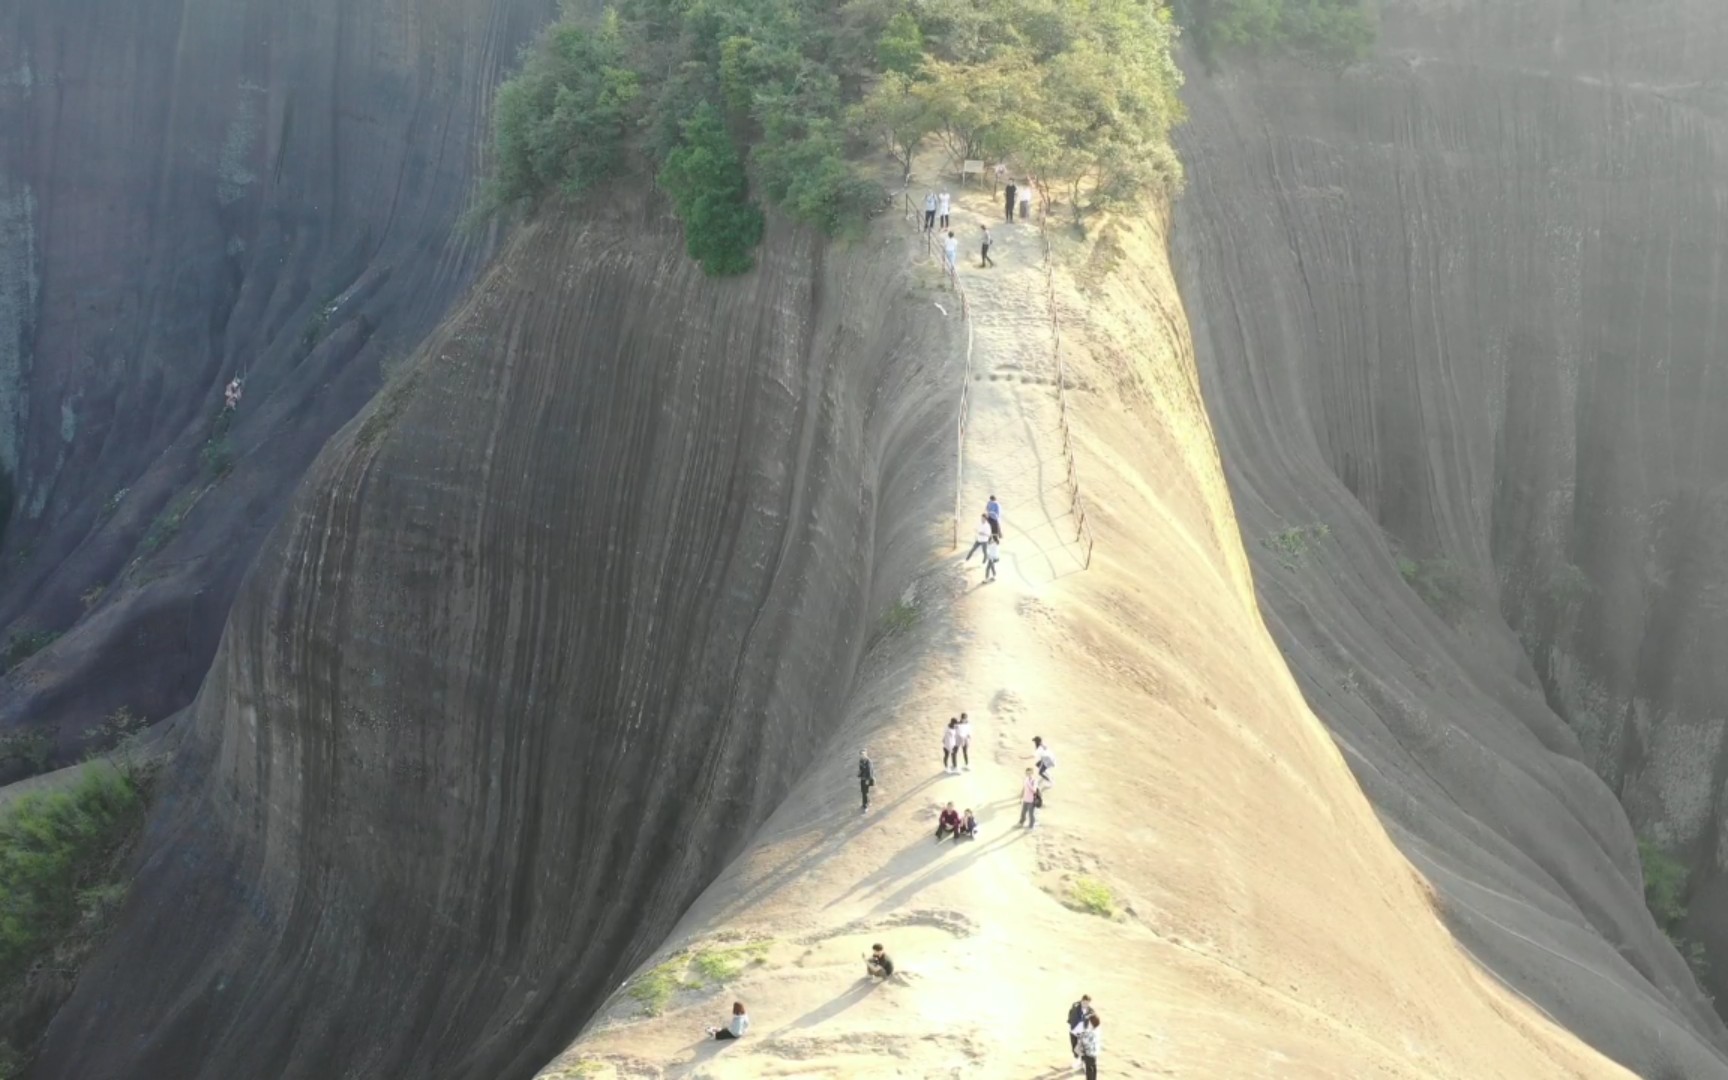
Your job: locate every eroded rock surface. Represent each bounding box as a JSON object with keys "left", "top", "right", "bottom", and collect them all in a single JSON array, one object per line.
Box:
[
  {"left": 0, "top": 0, "right": 547, "bottom": 759},
  {"left": 1175, "top": 0, "right": 1728, "bottom": 1071},
  {"left": 28, "top": 201, "right": 952, "bottom": 1080}
]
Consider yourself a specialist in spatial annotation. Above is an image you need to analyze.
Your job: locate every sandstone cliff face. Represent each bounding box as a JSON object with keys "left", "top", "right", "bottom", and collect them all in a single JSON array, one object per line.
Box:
[
  {"left": 0, "top": 0, "right": 547, "bottom": 758},
  {"left": 1174, "top": 0, "right": 1728, "bottom": 1067},
  {"left": 27, "top": 197, "right": 953, "bottom": 1080}
]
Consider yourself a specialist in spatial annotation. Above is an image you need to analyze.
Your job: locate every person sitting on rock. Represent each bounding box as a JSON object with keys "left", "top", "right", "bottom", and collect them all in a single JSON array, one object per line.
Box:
[
  {"left": 706, "top": 1001, "right": 749, "bottom": 1041},
  {"left": 935, "top": 801, "right": 962, "bottom": 841},
  {"left": 865, "top": 943, "right": 895, "bottom": 979},
  {"left": 956, "top": 808, "right": 979, "bottom": 842}
]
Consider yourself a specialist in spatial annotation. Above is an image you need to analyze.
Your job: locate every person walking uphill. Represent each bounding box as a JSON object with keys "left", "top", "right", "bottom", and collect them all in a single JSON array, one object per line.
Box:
[
  {"left": 965, "top": 514, "right": 992, "bottom": 562},
  {"left": 986, "top": 494, "right": 1002, "bottom": 539},
  {"left": 984, "top": 536, "right": 1000, "bottom": 582},
  {"left": 938, "top": 189, "right": 952, "bottom": 229},
  {"left": 923, "top": 191, "right": 937, "bottom": 231},
  {"left": 944, "top": 230, "right": 959, "bottom": 277},
  {"left": 942, "top": 717, "right": 962, "bottom": 773},
  {"left": 1076, "top": 1014, "right": 1102, "bottom": 1079},
  {"left": 1018, "top": 767, "right": 1041, "bottom": 829},
  {"left": 858, "top": 749, "right": 875, "bottom": 813},
  {"left": 1005, "top": 180, "right": 1017, "bottom": 222},
  {"left": 1067, "top": 995, "right": 1095, "bottom": 1067},
  {"left": 980, "top": 224, "right": 995, "bottom": 268}
]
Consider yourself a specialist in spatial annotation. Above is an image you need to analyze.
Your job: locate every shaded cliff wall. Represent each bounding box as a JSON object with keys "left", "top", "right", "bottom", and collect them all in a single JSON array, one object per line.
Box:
[
  {"left": 27, "top": 195, "right": 953, "bottom": 1080},
  {"left": 1174, "top": 0, "right": 1728, "bottom": 1069},
  {"left": 0, "top": 0, "right": 549, "bottom": 758}
]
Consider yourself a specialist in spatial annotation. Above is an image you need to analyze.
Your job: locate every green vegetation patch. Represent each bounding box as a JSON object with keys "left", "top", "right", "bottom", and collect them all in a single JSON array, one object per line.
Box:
[
  {"left": 624, "top": 938, "right": 774, "bottom": 1015},
  {"left": 880, "top": 599, "right": 919, "bottom": 637},
  {"left": 1639, "top": 839, "right": 1712, "bottom": 995},
  {"left": 1396, "top": 556, "right": 1472, "bottom": 623},
  {"left": 1175, "top": 0, "right": 1374, "bottom": 68},
  {"left": 137, "top": 489, "right": 199, "bottom": 559},
  {"left": 0, "top": 763, "right": 153, "bottom": 1068},
  {"left": 691, "top": 940, "right": 771, "bottom": 984},
  {"left": 0, "top": 630, "right": 58, "bottom": 674},
  {"left": 486, "top": 0, "right": 1186, "bottom": 273},
  {"left": 1260, "top": 522, "right": 1328, "bottom": 570},
  {"left": 1068, "top": 875, "right": 1118, "bottom": 918}
]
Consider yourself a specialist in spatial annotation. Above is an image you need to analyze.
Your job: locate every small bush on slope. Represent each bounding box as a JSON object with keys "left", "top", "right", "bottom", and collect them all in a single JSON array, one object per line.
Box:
[
  {"left": 1639, "top": 839, "right": 1713, "bottom": 995},
  {"left": 0, "top": 763, "right": 152, "bottom": 1068}
]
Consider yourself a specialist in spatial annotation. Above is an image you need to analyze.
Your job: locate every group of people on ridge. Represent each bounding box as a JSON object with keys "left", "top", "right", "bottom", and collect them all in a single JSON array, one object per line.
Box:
[
  {"left": 924, "top": 175, "right": 1034, "bottom": 276},
  {"left": 964, "top": 495, "right": 1004, "bottom": 582}
]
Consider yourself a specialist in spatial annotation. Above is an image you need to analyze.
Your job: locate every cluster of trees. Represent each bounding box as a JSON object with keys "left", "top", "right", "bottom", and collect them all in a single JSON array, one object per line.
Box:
[
  {"left": 1172, "top": 0, "right": 1374, "bottom": 67},
  {"left": 487, "top": 0, "right": 1186, "bottom": 275}
]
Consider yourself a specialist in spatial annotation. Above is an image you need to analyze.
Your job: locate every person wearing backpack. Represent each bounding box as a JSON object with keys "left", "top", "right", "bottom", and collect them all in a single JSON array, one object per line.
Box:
[
  {"left": 1067, "top": 995, "right": 1095, "bottom": 1068},
  {"left": 858, "top": 749, "right": 875, "bottom": 813},
  {"left": 1018, "top": 767, "right": 1040, "bottom": 829}
]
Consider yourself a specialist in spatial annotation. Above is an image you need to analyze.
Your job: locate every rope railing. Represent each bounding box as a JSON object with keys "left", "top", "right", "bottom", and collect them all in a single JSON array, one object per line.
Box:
[
  {"left": 905, "top": 188, "right": 975, "bottom": 550},
  {"left": 1036, "top": 197, "right": 1096, "bottom": 570}
]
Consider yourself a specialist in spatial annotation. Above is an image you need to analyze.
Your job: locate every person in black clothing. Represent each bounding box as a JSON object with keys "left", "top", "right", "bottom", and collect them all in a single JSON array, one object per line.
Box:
[
  {"left": 858, "top": 749, "right": 875, "bottom": 813},
  {"left": 980, "top": 224, "right": 995, "bottom": 268},
  {"left": 1005, "top": 180, "right": 1017, "bottom": 222},
  {"left": 865, "top": 943, "right": 895, "bottom": 979},
  {"left": 1067, "top": 995, "right": 1094, "bottom": 1060}
]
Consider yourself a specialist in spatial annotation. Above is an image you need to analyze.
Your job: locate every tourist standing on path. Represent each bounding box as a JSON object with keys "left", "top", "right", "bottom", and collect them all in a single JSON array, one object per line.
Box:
[
  {"left": 984, "top": 536, "right": 1000, "bottom": 582},
  {"left": 944, "top": 230, "right": 959, "bottom": 277},
  {"left": 1005, "top": 180, "right": 1017, "bottom": 222},
  {"left": 980, "top": 224, "right": 995, "bottom": 268},
  {"left": 943, "top": 717, "right": 962, "bottom": 773},
  {"left": 706, "top": 1001, "right": 750, "bottom": 1041},
  {"left": 923, "top": 191, "right": 937, "bottom": 231},
  {"left": 939, "top": 190, "right": 952, "bottom": 229},
  {"left": 1076, "top": 1014, "right": 1102, "bottom": 1079},
  {"left": 858, "top": 749, "right": 875, "bottom": 813},
  {"left": 965, "top": 514, "right": 992, "bottom": 561},
  {"left": 956, "top": 713, "right": 973, "bottom": 770},
  {"left": 1020, "top": 178, "right": 1034, "bottom": 222},
  {"left": 986, "top": 494, "right": 1003, "bottom": 539},
  {"left": 1035, "top": 736, "right": 1057, "bottom": 785},
  {"left": 1067, "top": 995, "right": 1095, "bottom": 1066},
  {"left": 1018, "top": 767, "right": 1040, "bottom": 829}
]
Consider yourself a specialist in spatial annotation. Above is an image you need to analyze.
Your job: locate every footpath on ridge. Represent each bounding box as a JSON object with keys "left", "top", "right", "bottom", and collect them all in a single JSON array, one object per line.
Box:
[{"left": 534, "top": 175, "right": 1631, "bottom": 1080}]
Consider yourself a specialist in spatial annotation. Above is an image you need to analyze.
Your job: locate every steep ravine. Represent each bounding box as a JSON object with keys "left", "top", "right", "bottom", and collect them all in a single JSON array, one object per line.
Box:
[
  {"left": 26, "top": 197, "right": 956, "bottom": 1079},
  {"left": 0, "top": 0, "right": 548, "bottom": 760},
  {"left": 1174, "top": 0, "right": 1728, "bottom": 1070}
]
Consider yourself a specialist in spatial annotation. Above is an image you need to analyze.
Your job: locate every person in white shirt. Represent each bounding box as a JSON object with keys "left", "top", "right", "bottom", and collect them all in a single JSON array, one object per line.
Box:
[
  {"left": 964, "top": 513, "right": 991, "bottom": 561},
  {"left": 707, "top": 1001, "right": 750, "bottom": 1041},
  {"left": 938, "top": 190, "right": 952, "bottom": 228},
  {"left": 1020, "top": 177, "right": 1034, "bottom": 221},
  {"left": 956, "top": 713, "right": 973, "bottom": 770},
  {"left": 1034, "top": 736, "right": 1056, "bottom": 786},
  {"left": 943, "top": 230, "right": 959, "bottom": 275},
  {"left": 923, "top": 191, "right": 937, "bottom": 231},
  {"left": 942, "top": 717, "right": 962, "bottom": 773},
  {"left": 984, "top": 536, "right": 1000, "bottom": 582}
]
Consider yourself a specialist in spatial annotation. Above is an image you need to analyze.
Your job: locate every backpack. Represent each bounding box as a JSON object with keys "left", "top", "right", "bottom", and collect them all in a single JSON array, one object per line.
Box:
[{"left": 1033, "top": 790, "right": 1044, "bottom": 808}]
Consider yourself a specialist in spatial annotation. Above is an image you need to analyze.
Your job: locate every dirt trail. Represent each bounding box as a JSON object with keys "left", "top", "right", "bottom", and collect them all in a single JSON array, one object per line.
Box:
[{"left": 533, "top": 181, "right": 1632, "bottom": 1079}]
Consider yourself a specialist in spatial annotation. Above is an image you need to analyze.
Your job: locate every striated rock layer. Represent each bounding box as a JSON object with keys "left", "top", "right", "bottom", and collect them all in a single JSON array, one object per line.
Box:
[
  {"left": 0, "top": 0, "right": 548, "bottom": 759},
  {"left": 1174, "top": 0, "right": 1728, "bottom": 1070},
  {"left": 27, "top": 195, "right": 954, "bottom": 1079}
]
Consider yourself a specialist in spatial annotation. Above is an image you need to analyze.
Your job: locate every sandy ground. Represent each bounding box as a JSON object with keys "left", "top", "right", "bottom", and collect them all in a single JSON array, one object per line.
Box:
[{"left": 532, "top": 177, "right": 1632, "bottom": 1078}]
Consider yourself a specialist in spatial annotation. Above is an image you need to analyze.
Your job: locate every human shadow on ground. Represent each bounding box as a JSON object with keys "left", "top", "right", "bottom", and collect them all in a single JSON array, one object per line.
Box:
[{"left": 784, "top": 977, "right": 882, "bottom": 1032}]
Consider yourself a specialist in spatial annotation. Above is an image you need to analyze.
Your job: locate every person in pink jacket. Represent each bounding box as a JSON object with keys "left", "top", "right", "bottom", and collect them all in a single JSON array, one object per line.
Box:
[{"left": 1018, "top": 767, "right": 1041, "bottom": 829}]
